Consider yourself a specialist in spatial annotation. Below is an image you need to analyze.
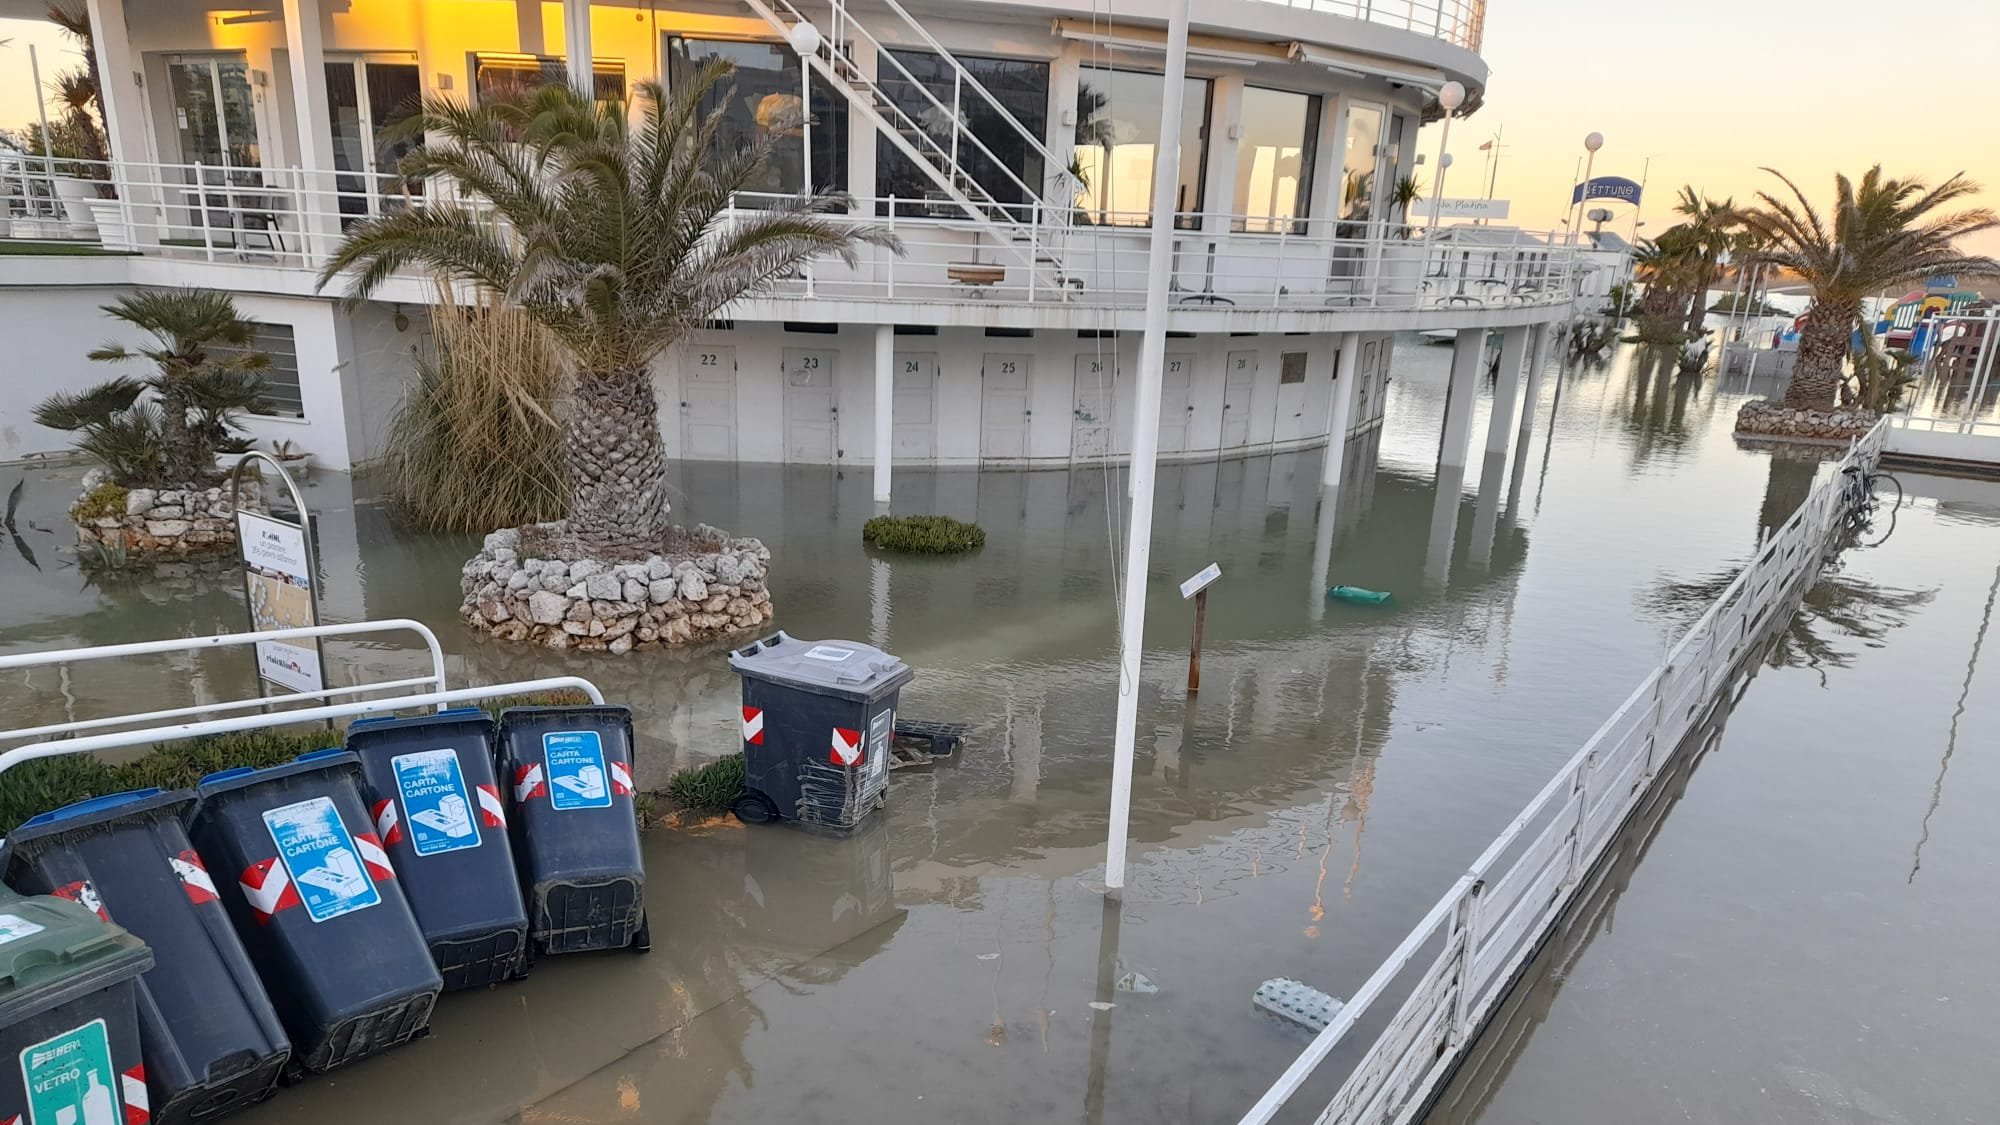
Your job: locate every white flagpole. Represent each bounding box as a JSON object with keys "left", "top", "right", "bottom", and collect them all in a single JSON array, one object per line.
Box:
[{"left": 1102, "top": 0, "right": 1191, "bottom": 892}]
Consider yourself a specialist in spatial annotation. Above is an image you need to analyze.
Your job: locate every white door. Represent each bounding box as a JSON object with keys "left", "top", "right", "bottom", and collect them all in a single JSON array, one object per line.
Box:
[
  {"left": 893, "top": 352, "right": 938, "bottom": 460},
  {"left": 981, "top": 353, "right": 1032, "bottom": 460},
  {"left": 1221, "top": 350, "right": 1259, "bottom": 448},
  {"left": 783, "top": 348, "right": 838, "bottom": 463},
  {"left": 680, "top": 345, "right": 737, "bottom": 460},
  {"left": 1158, "top": 351, "right": 1194, "bottom": 454},
  {"left": 1072, "top": 354, "right": 1115, "bottom": 459}
]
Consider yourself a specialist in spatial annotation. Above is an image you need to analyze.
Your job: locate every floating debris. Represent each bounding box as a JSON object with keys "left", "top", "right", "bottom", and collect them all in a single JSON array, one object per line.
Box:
[{"left": 1253, "top": 977, "right": 1344, "bottom": 1033}]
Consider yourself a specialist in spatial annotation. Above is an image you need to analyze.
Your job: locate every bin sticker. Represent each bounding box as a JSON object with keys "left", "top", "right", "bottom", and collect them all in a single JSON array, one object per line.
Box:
[
  {"left": 867, "top": 708, "right": 894, "bottom": 784},
  {"left": 19, "top": 1018, "right": 119, "bottom": 1125},
  {"left": 390, "top": 749, "right": 482, "bottom": 857},
  {"left": 543, "top": 731, "right": 614, "bottom": 810},
  {"left": 0, "top": 913, "right": 44, "bottom": 945},
  {"left": 802, "top": 645, "right": 856, "bottom": 663},
  {"left": 262, "top": 796, "right": 381, "bottom": 923}
]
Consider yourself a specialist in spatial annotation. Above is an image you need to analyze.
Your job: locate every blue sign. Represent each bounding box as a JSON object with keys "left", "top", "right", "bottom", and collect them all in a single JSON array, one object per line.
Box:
[
  {"left": 263, "top": 796, "right": 380, "bottom": 923},
  {"left": 543, "top": 731, "right": 612, "bottom": 811},
  {"left": 392, "top": 749, "right": 481, "bottom": 857},
  {"left": 1571, "top": 176, "right": 1643, "bottom": 206},
  {"left": 1927, "top": 275, "right": 1958, "bottom": 290}
]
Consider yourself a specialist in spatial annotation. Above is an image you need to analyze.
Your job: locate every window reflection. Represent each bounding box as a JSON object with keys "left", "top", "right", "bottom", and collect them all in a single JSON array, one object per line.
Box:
[
  {"left": 668, "top": 38, "right": 849, "bottom": 197},
  {"left": 876, "top": 51, "right": 1048, "bottom": 220},
  {"left": 472, "top": 54, "right": 627, "bottom": 105},
  {"left": 1073, "top": 66, "right": 1209, "bottom": 227},
  {"left": 1233, "top": 87, "right": 1319, "bottom": 233},
  {"left": 1341, "top": 103, "right": 1383, "bottom": 225}
]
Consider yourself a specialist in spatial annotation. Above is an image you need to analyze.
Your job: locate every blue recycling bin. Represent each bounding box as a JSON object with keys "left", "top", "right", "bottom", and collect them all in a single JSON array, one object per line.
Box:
[
  {"left": 728, "top": 632, "right": 914, "bottom": 829},
  {"left": 189, "top": 750, "right": 441, "bottom": 1073},
  {"left": 495, "top": 707, "right": 647, "bottom": 955},
  {"left": 0, "top": 888, "right": 152, "bottom": 1125},
  {"left": 2, "top": 789, "right": 290, "bottom": 1125},
  {"left": 346, "top": 709, "right": 531, "bottom": 989}
]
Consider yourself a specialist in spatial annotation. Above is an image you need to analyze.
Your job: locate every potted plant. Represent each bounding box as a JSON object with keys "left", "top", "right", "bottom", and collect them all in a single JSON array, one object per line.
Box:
[{"left": 269, "top": 439, "right": 312, "bottom": 477}]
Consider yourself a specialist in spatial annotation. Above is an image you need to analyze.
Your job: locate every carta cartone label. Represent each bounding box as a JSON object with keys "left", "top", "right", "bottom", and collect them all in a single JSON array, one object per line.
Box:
[
  {"left": 392, "top": 749, "right": 481, "bottom": 856},
  {"left": 264, "top": 796, "right": 381, "bottom": 923},
  {"left": 543, "top": 731, "right": 613, "bottom": 811}
]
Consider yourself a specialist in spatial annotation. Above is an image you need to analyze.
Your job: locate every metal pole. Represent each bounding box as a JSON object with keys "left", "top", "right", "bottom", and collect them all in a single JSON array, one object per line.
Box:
[
  {"left": 1427, "top": 113, "right": 1454, "bottom": 229},
  {"left": 800, "top": 56, "right": 814, "bottom": 194},
  {"left": 1570, "top": 147, "right": 1597, "bottom": 247},
  {"left": 229, "top": 452, "right": 329, "bottom": 716},
  {"left": 1102, "top": 0, "right": 1192, "bottom": 892},
  {"left": 1187, "top": 588, "right": 1207, "bottom": 694},
  {"left": 28, "top": 44, "right": 58, "bottom": 216}
]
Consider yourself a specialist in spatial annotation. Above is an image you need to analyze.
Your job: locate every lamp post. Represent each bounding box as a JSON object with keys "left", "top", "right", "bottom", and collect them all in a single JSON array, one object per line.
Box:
[
  {"left": 1426, "top": 80, "right": 1465, "bottom": 228},
  {"left": 1569, "top": 131, "right": 1603, "bottom": 245}
]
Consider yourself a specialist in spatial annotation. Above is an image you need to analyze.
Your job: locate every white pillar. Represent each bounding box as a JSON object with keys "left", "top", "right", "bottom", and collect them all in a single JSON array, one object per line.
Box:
[
  {"left": 1320, "top": 331, "right": 1362, "bottom": 487},
  {"left": 83, "top": 0, "right": 159, "bottom": 244},
  {"left": 562, "top": 0, "right": 593, "bottom": 97},
  {"left": 1483, "top": 324, "right": 1531, "bottom": 456},
  {"left": 1309, "top": 484, "right": 1339, "bottom": 622},
  {"left": 281, "top": 0, "right": 341, "bottom": 264},
  {"left": 873, "top": 324, "right": 893, "bottom": 503},
  {"left": 516, "top": 0, "right": 546, "bottom": 54},
  {"left": 1439, "top": 327, "right": 1485, "bottom": 470},
  {"left": 847, "top": 37, "right": 878, "bottom": 205},
  {"left": 1424, "top": 463, "right": 1464, "bottom": 590},
  {"left": 1517, "top": 322, "right": 1553, "bottom": 449},
  {"left": 1469, "top": 449, "right": 1506, "bottom": 569}
]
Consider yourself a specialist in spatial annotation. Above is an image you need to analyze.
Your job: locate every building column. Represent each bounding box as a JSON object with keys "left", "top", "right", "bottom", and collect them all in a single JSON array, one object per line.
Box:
[
  {"left": 563, "top": 0, "right": 594, "bottom": 97},
  {"left": 847, "top": 37, "right": 878, "bottom": 206},
  {"left": 1424, "top": 462, "right": 1464, "bottom": 590},
  {"left": 873, "top": 324, "right": 893, "bottom": 503},
  {"left": 1483, "top": 324, "right": 1531, "bottom": 456},
  {"left": 516, "top": 0, "right": 546, "bottom": 54},
  {"left": 1438, "top": 327, "right": 1485, "bottom": 470},
  {"left": 83, "top": 0, "right": 159, "bottom": 245},
  {"left": 1320, "top": 331, "right": 1362, "bottom": 487},
  {"left": 281, "top": 0, "right": 342, "bottom": 264},
  {"left": 1516, "top": 322, "right": 1554, "bottom": 449},
  {"left": 1200, "top": 76, "right": 1244, "bottom": 232},
  {"left": 1469, "top": 448, "right": 1507, "bottom": 569}
]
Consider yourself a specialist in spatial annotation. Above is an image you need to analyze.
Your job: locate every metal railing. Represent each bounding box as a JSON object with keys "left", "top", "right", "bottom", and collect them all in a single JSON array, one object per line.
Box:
[
  {"left": 1248, "top": 0, "right": 1487, "bottom": 51},
  {"left": 0, "top": 155, "right": 1581, "bottom": 316},
  {"left": 1240, "top": 418, "right": 1890, "bottom": 1125}
]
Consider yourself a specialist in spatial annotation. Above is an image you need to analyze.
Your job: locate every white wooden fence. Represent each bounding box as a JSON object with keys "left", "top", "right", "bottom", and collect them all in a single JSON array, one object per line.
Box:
[{"left": 1241, "top": 418, "right": 1890, "bottom": 1125}]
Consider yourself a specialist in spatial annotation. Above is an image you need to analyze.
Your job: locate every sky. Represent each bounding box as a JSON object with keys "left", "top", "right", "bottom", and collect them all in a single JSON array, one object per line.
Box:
[{"left": 1442, "top": 0, "right": 2000, "bottom": 259}]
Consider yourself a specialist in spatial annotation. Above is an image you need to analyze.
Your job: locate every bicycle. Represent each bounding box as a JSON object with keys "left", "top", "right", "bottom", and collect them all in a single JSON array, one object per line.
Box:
[{"left": 1839, "top": 465, "right": 1903, "bottom": 547}]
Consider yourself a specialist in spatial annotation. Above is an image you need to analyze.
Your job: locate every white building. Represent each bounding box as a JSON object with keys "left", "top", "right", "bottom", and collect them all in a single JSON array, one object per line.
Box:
[{"left": 0, "top": 0, "right": 1574, "bottom": 493}]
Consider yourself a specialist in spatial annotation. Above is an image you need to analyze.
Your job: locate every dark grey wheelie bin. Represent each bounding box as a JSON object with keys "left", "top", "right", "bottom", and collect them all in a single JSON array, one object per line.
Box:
[
  {"left": 2, "top": 789, "right": 290, "bottom": 1124},
  {"left": 0, "top": 888, "right": 152, "bottom": 1125},
  {"left": 728, "top": 632, "right": 914, "bottom": 829},
  {"left": 346, "top": 709, "right": 531, "bottom": 989},
  {"left": 495, "top": 706, "right": 648, "bottom": 955},
  {"left": 189, "top": 750, "right": 441, "bottom": 1074}
]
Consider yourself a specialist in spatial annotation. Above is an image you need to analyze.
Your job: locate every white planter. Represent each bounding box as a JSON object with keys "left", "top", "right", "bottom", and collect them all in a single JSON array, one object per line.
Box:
[
  {"left": 1379, "top": 242, "right": 1426, "bottom": 301},
  {"left": 273, "top": 454, "right": 313, "bottom": 480},
  {"left": 86, "top": 200, "right": 132, "bottom": 251},
  {"left": 52, "top": 176, "right": 99, "bottom": 237}
]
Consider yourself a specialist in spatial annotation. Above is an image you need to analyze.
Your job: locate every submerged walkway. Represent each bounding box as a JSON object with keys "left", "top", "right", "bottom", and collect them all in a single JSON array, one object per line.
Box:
[{"left": 1427, "top": 471, "right": 2000, "bottom": 1125}]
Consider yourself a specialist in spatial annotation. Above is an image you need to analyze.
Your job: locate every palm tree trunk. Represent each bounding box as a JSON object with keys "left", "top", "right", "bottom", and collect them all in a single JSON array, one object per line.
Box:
[
  {"left": 158, "top": 372, "right": 199, "bottom": 484},
  {"left": 564, "top": 367, "right": 671, "bottom": 559},
  {"left": 1683, "top": 257, "right": 1714, "bottom": 337},
  {"left": 1783, "top": 299, "right": 1857, "bottom": 411}
]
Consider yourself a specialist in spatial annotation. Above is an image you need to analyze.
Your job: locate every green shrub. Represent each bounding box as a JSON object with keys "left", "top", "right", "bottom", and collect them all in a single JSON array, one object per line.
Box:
[
  {"left": 0, "top": 687, "right": 593, "bottom": 834},
  {"left": 70, "top": 481, "right": 128, "bottom": 522},
  {"left": 665, "top": 753, "right": 745, "bottom": 813},
  {"left": 861, "top": 514, "right": 986, "bottom": 554}
]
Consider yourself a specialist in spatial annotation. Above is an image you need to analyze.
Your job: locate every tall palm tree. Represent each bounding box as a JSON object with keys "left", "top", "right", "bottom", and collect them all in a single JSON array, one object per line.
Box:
[
  {"left": 1738, "top": 167, "right": 1998, "bottom": 412},
  {"left": 85, "top": 289, "right": 271, "bottom": 483},
  {"left": 1667, "top": 187, "right": 1739, "bottom": 336},
  {"left": 319, "top": 64, "right": 895, "bottom": 559}
]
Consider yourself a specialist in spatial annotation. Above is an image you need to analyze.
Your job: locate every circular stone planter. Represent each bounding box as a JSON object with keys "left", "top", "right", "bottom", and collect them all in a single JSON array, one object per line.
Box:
[
  {"left": 1734, "top": 400, "right": 1878, "bottom": 443},
  {"left": 460, "top": 524, "right": 775, "bottom": 654},
  {"left": 70, "top": 468, "right": 266, "bottom": 563}
]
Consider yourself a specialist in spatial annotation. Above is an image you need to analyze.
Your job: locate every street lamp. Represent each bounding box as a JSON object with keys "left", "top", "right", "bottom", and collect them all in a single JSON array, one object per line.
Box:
[
  {"left": 1570, "top": 131, "right": 1603, "bottom": 245},
  {"left": 1426, "top": 80, "right": 1466, "bottom": 230}
]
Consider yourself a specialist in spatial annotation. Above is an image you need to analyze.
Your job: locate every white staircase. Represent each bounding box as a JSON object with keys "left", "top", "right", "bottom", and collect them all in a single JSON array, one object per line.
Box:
[{"left": 739, "top": 0, "right": 1077, "bottom": 293}]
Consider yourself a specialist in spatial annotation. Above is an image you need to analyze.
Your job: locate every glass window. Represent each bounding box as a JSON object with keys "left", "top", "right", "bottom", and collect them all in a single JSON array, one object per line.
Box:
[
  {"left": 167, "top": 57, "right": 260, "bottom": 184},
  {"left": 876, "top": 50, "right": 1048, "bottom": 220},
  {"left": 1074, "top": 66, "right": 1209, "bottom": 227},
  {"left": 1340, "top": 102, "right": 1383, "bottom": 225},
  {"left": 213, "top": 324, "right": 302, "bottom": 418},
  {"left": 668, "top": 37, "right": 848, "bottom": 197},
  {"left": 1279, "top": 351, "right": 1308, "bottom": 384},
  {"left": 473, "top": 55, "right": 626, "bottom": 105},
  {"left": 1233, "top": 87, "right": 1319, "bottom": 233}
]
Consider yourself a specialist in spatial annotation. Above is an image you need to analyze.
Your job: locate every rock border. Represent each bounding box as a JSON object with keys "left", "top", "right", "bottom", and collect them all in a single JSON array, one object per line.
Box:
[
  {"left": 1734, "top": 400, "right": 1877, "bottom": 443},
  {"left": 460, "top": 524, "right": 775, "bottom": 653},
  {"left": 72, "top": 469, "right": 266, "bottom": 560}
]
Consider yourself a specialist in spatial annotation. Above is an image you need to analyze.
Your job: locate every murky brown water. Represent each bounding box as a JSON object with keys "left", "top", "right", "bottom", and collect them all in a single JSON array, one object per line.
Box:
[{"left": 0, "top": 338, "right": 1894, "bottom": 1123}]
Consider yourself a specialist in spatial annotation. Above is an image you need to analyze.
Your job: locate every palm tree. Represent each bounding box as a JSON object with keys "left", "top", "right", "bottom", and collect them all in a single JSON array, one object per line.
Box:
[
  {"left": 81, "top": 289, "right": 271, "bottom": 483},
  {"left": 1738, "top": 167, "right": 1998, "bottom": 412},
  {"left": 1667, "top": 187, "right": 1740, "bottom": 336},
  {"left": 319, "top": 65, "right": 894, "bottom": 560}
]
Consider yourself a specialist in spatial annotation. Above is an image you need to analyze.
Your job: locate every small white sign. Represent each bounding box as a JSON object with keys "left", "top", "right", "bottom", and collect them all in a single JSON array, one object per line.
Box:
[
  {"left": 1180, "top": 563, "right": 1222, "bottom": 599},
  {"left": 236, "top": 510, "right": 323, "bottom": 694},
  {"left": 1415, "top": 198, "right": 1512, "bottom": 220}
]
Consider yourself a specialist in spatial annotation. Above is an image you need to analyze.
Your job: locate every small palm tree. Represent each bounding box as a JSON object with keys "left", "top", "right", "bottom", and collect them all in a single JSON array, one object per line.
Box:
[
  {"left": 319, "top": 64, "right": 895, "bottom": 560},
  {"left": 81, "top": 289, "right": 271, "bottom": 483},
  {"left": 1667, "top": 187, "right": 1740, "bottom": 335},
  {"left": 1738, "top": 167, "right": 1998, "bottom": 412}
]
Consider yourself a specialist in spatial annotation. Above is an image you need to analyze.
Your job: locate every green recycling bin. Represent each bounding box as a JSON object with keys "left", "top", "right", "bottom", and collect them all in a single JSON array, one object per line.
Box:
[{"left": 0, "top": 888, "right": 153, "bottom": 1125}]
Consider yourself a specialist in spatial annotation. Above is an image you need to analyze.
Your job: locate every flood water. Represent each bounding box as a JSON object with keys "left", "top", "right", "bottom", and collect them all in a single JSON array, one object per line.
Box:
[{"left": 0, "top": 335, "right": 1942, "bottom": 1123}]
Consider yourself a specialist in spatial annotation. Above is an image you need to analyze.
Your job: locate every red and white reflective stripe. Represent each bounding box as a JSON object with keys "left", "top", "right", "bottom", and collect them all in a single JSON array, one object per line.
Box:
[
  {"left": 475, "top": 784, "right": 507, "bottom": 828},
  {"left": 240, "top": 858, "right": 300, "bottom": 923},
  {"left": 121, "top": 1063, "right": 148, "bottom": 1125},
  {"left": 514, "top": 762, "right": 547, "bottom": 802},
  {"left": 610, "top": 761, "right": 635, "bottom": 796},
  {"left": 52, "top": 879, "right": 109, "bottom": 922},
  {"left": 741, "top": 706, "right": 765, "bottom": 745},
  {"left": 5, "top": 1112, "right": 22, "bottom": 1125},
  {"left": 830, "top": 727, "right": 863, "bottom": 767},
  {"left": 354, "top": 833, "right": 396, "bottom": 882},
  {"left": 370, "top": 798, "right": 405, "bottom": 847},
  {"left": 170, "top": 849, "right": 218, "bottom": 907}
]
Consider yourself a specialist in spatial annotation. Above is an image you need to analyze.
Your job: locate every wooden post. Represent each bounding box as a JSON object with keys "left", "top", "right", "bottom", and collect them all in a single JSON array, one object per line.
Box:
[{"left": 1188, "top": 588, "right": 1207, "bottom": 694}]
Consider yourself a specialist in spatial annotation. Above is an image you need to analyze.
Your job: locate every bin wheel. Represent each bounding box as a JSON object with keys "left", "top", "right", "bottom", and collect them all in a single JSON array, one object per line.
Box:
[
  {"left": 731, "top": 791, "right": 780, "bottom": 825},
  {"left": 630, "top": 911, "right": 652, "bottom": 954}
]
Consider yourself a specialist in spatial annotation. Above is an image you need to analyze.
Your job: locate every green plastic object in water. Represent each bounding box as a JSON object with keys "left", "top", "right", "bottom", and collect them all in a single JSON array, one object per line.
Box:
[{"left": 1327, "top": 585, "right": 1393, "bottom": 605}]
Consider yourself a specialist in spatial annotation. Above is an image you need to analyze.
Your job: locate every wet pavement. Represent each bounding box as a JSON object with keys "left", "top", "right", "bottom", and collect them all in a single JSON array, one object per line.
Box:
[{"left": 0, "top": 338, "right": 1891, "bottom": 1123}]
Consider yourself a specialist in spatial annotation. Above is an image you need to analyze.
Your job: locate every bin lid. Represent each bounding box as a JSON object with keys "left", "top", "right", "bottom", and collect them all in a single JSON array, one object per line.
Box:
[
  {"left": 348, "top": 707, "right": 492, "bottom": 737},
  {"left": 196, "top": 749, "right": 362, "bottom": 799},
  {"left": 0, "top": 888, "right": 152, "bottom": 1027},
  {"left": 347, "top": 708, "right": 495, "bottom": 755},
  {"left": 728, "top": 632, "right": 914, "bottom": 701},
  {"left": 4, "top": 788, "right": 194, "bottom": 861}
]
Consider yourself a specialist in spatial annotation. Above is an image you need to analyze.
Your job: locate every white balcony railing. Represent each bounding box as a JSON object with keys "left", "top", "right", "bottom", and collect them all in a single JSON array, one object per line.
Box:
[
  {"left": 1253, "top": 0, "right": 1487, "bottom": 51},
  {"left": 0, "top": 154, "right": 1576, "bottom": 316}
]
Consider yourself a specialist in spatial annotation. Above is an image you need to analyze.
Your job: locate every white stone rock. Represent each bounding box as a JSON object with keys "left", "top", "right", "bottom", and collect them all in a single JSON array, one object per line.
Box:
[
  {"left": 648, "top": 579, "right": 676, "bottom": 604},
  {"left": 124, "top": 489, "right": 156, "bottom": 515},
  {"left": 714, "top": 555, "right": 745, "bottom": 586},
  {"left": 527, "top": 590, "right": 567, "bottom": 625},
  {"left": 622, "top": 578, "right": 646, "bottom": 603},
  {"left": 157, "top": 490, "right": 183, "bottom": 507},
  {"left": 568, "top": 559, "right": 601, "bottom": 581},
  {"left": 81, "top": 467, "right": 108, "bottom": 490},
  {"left": 145, "top": 519, "right": 190, "bottom": 538},
  {"left": 151, "top": 505, "right": 187, "bottom": 520},
  {"left": 483, "top": 528, "right": 519, "bottom": 553},
  {"left": 647, "top": 557, "right": 674, "bottom": 580},
  {"left": 507, "top": 570, "right": 532, "bottom": 591},
  {"left": 584, "top": 573, "right": 621, "bottom": 601},
  {"left": 608, "top": 634, "right": 635, "bottom": 655},
  {"left": 491, "top": 546, "right": 517, "bottom": 564},
  {"left": 679, "top": 571, "right": 708, "bottom": 602},
  {"left": 566, "top": 582, "right": 588, "bottom": 600},
  {"left": 523, "top": 558, "right": 544, "bottom": 574}
]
